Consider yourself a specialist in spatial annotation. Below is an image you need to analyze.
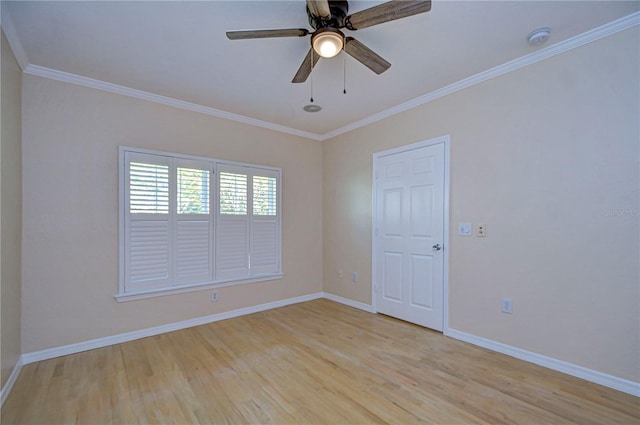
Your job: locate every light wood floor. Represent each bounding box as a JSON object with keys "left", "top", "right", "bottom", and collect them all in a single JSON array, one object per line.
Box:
[{"left": 2, "top": 299, "right": 639, "bottom": 424}]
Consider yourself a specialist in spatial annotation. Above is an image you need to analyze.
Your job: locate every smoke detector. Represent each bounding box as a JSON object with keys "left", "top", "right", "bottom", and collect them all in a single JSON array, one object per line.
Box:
[{"left": 527, "top": 28, "right": 550, "bottom": 47}]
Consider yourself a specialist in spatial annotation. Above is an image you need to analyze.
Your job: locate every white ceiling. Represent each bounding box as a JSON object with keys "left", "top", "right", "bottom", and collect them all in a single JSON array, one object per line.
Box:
[{"left": 3, "top": 1, "right": 638, "bottom": 138}]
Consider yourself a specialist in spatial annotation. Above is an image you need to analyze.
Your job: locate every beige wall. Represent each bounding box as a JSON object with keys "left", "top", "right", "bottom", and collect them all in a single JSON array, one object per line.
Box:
[
  {"left": 16, "top": 23, "right": 640, "bottom": 385},
  {"left": 323, "top": 28, "right": 639, "bottom": 382},
  {"left": 1, "top": 30, "right": 23, "bottom": 386},
  {"left": 21, "top": 75, "right": 323, "bottom": 353}
]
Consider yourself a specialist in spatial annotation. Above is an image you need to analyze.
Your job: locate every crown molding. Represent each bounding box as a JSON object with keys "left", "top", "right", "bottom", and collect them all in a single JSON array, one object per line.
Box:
[
  {"left": 320, "top": 11, "right": 640, "bottom": 140},
  {"left": 22, "top": 64, "right": 323, "bottom": 141},
  {"left": 14, "top": 11, "right": 640, "bottom": 142},
  {"left": 1, "top": 8, "right": 29, "bottom": 70}
]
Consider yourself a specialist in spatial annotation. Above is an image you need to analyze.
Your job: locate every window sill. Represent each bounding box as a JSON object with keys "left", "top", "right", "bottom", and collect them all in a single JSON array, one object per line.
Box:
[{"left": 114, "top": 273, "right": 284, "bottom": 302}]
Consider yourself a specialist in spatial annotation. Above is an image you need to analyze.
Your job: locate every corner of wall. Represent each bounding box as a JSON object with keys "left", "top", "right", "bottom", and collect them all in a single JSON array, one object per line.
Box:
[{"left": 1, "top": 27, "right": 24, "bottom": 392}]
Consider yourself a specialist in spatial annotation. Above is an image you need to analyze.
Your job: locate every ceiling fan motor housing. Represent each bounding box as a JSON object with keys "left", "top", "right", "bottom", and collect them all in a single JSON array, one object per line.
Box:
[{"left": 308, "top": 0, "right": 349, "bottom": 30}]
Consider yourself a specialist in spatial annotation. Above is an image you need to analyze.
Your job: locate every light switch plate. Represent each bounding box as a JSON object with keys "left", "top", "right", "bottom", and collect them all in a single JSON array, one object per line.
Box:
[
  {"left": 501, "top": 297, "right": 512, "bottom": 314},
  {"left": 475, "top": 224, "right": 486, "bottom": 237},
  {"left": 458, "top": 222, "right": 472, "bottom": 236}
]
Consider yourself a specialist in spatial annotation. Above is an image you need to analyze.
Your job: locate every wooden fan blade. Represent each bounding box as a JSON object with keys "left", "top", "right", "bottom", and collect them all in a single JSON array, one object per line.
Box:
[
  {"left": 306, "top": 0, "right": 331, "bottom": 19},
  {"left": 344, "top": 37, "right": 391, "bottom": 75},
  {"left": 292, "top": 48, "right": 321, "bottom": 83},
  {"left": 346, "top": 0, "right": 431, "bottom": 30},
  {"left": 226, "top": 29, "right": 309, "bottom": 40}
]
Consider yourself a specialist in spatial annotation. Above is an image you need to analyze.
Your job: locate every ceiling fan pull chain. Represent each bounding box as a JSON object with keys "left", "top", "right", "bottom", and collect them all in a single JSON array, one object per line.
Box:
[
  {"left": 310, "top": 50, "right": 314, "bottom": 102},
  {"left": 343, "top": 53, "right": 347, "bottom": 94}
]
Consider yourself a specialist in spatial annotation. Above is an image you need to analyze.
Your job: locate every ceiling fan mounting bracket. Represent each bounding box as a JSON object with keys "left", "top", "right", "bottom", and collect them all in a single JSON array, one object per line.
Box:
[
  {"left": 307, "top": 0, "right": 349, "bottom": 30},
  {"left": 344, "top": 16, "right": 356, "bottom": 31}
]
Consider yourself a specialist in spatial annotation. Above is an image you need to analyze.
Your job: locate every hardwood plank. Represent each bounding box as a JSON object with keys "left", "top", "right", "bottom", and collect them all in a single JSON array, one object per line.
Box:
[{"left": 2, "top": 299, "right": 638, "bottom": 424}]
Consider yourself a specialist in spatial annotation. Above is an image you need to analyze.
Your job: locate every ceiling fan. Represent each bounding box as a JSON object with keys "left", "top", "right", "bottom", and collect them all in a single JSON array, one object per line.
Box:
[{"left": 226, "top": 0, "right": 432, "bottom": 83}]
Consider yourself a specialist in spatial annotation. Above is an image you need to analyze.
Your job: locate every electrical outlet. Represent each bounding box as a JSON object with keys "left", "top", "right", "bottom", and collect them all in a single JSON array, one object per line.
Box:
[
  {"left": 501, "top": 297, "right": 512, "bottom": 314},
  {"left": 338, "top": 269, "right": 343, "bottom": 279},
  {"left": 475, "top": 224, "right": 487, "bottom": 237},
  {"left": 352, "top": 272, "right": 358, "bottom": 283},
  {"left": 211, "top": 290, "right": 218, "bottom": 302}
]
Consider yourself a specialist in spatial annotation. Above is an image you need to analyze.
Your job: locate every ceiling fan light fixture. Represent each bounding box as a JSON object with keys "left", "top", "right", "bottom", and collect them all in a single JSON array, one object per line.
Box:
[{"left": 312, "top": 29, "right": 344, "bottom": 58}]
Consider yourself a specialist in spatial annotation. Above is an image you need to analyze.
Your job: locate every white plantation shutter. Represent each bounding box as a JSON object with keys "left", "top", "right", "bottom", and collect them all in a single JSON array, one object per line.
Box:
[
  {"left": 215, "top": 165, "right": 281, "bottom": 279},
  {"left": 124, "top": 153, "right": 214, "bottom": 291},
  {"left": 124, "top": 152, "right": 171, "bottom": 291},
  {"left": 175, "top": 221, "right": 209, "bottom": 279},
  {"left": 120, "top": 147, "right": 281, "bottom": 299},
  {"left": 216, "top": 165, "right": 250, "bottom": 280},
  {"left": 129, "top": 162, "right": 170, "bottom": 214},
  {"left": 174, "top": 161, "right": 212, "bottom": 285},
  {"left": 251, "top": 172, "right": 280, "bottom": 274},
  {"left": 128, "top": 221, "right": 170, "bottom": 283}
]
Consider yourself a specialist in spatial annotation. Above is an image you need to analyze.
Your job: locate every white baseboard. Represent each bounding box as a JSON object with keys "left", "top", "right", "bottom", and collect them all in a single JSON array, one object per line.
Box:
[
  {"left": 322, "top": 292, "right": 374, "bottom": 313},
  {"left": 445, "top": 328, "right": 640, "bottom": 397},
  {"left": 22, "top": 292, "right": 323, "bottom": 365},
  {"left": 4, "top": 292, "right": 323, "bottom": 403},
  {"left": 10, "top": 295, "right": 638, "bottom": 402},
  {"left": 0, "top": 356, "right": 23, "bottom": 406},
  {"left": 20, "top": 292, "right": 371, "bottom": 366}
]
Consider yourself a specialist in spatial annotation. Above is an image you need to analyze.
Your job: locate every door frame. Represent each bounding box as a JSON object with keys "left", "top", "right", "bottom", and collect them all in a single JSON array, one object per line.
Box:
[{"left": 371, "top": 135, "right": 450, "bottom": 332}]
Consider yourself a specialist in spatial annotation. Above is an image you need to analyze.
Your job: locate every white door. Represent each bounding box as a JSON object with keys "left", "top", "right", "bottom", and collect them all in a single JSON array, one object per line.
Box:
[{"left": 373, "top": 140, "right": 446, "bottom": 331}]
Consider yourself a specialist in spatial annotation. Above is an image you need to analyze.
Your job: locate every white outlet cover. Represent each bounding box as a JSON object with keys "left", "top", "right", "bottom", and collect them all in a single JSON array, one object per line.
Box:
[
  {"left": 501, "top": 298, "right": 513, "bottom": 314},
  {"left": 458, "top": 222, "right": 472, "bottom": 236}
]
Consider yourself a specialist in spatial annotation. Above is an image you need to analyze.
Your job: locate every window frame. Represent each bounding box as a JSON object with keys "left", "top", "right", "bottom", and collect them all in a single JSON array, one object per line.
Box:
[{"left": 117, "top": 146, "right": 283, "bottom": 302}]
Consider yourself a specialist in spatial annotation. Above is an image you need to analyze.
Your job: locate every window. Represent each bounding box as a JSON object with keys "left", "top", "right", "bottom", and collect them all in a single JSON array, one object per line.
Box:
[
  {"left": 177, "top": 167, "right": 210, "bottom": 214},
  {"left": 219, "top": 172, "right": 247, "bottom": 215},
  {"left": 129, "top": 162, "right": 169, "bottom": 214},
  {"left": 118, "top": 147, "right": 282, "bottom": 301}
]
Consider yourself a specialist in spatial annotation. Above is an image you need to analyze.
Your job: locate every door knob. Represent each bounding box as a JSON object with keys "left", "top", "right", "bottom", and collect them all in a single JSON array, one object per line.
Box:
[{"left": 432, "top": 244, "right": 442, "bottom": 251}]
